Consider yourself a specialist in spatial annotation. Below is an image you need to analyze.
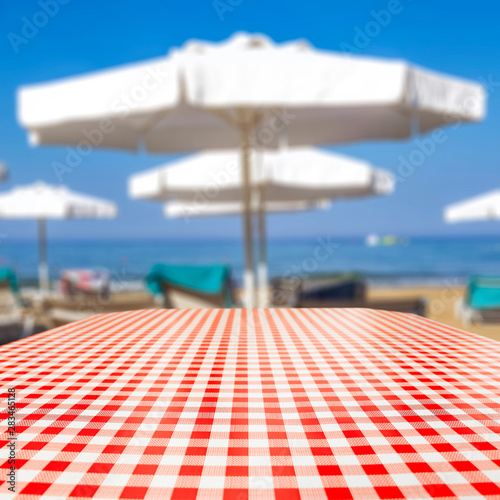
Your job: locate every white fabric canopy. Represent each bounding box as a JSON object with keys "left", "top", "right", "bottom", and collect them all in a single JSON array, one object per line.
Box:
[
  {"left": 165, "top": 199, "right": 331, "bottom": 218},
  {"left": 444, "top": 190, "right": 500, "bottom": 223},
  {"left": 0, "top": 182, "right": 117, "bottom": 291},
  {"left": 129, "top": 147, "right": 394, "bottom": 204},
  {"left": 18, "top": 33, "right": 486, "bottom": 307},
  {"left": 0, "top": 182, "right": 117, "bottom": 219},
  {"left": 19, "top": 33, "right": 485, "bottom": 151}
]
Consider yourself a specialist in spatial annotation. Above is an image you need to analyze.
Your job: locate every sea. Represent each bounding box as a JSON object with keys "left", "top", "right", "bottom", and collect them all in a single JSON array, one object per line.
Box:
[{"left": 2, "top": 236, "right": 499, "bottom": 290}]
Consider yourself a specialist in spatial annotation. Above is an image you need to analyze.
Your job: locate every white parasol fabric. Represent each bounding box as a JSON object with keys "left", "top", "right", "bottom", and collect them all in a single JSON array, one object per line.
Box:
[
  {"left": 444, "top": 190, "right": 500, "bottom": 223},
  {"left": 164, "top": 199, "right": 331, "bottom": 218},
  {"left": 129, "top": 147, "right": 394, "bottom": 204},
  {"left": 0, "top": 182, "right": 117, "bottom": 291},
  {"left": 18, "top": 33, "right": 485, "bottom": 151},
  {"left": 18, "top": 33, "right": 486, "bottom": 306}
]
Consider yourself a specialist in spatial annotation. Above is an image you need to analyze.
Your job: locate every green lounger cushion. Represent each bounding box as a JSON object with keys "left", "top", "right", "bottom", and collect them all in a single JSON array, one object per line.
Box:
[
  {"left": 0, "top": 267, "right": 19, "bottom": 294},
  {"left": 146, "top": 264, "right": 232, "bottom": 306},
  {"left": 467, "top": 276, "right": 500, "bottom": 309}
]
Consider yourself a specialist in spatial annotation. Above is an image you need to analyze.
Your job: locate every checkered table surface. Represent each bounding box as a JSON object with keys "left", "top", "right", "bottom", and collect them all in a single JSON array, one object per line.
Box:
[{"left": 1, "top": 308, "right": 500, "bottom": 499}]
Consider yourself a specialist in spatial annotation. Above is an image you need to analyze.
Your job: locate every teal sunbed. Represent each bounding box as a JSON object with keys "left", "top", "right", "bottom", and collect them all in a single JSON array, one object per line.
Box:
[
  {"left": 460, "top": 276, "right": 500, "bottom": 324},
  {"left": 146, "top": 264, "right": 234, "bottom": 308},
  {"left": 0, "top": 267, "right": 19, "bottom": 295}
]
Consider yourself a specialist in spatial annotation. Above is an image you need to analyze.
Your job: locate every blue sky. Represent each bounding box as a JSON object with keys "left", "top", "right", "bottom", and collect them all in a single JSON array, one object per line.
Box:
[{"left": 0, "top": 0, "right": 499, "bottom": 240}]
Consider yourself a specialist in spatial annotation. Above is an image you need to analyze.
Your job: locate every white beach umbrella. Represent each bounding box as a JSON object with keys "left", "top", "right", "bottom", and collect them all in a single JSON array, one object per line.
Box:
[
  {"left": 18, "top": 33, "right": 486, "bottom": 306},
  {"left": 129, "top": 147, "right": 394, "bottom": 305},
  {"left": 445, "top": 190, "right": 500, "bottom": 223},
  {"left": 129, "top": 147, "right": 394, "bottom": 203},
  {"left": 0, "top": 182, "right": 117, "bottom": 291}
]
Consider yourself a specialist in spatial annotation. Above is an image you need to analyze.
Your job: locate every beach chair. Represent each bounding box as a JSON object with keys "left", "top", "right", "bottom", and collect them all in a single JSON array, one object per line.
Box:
[
  {"left": 0, "top": 268, "right": 30, "bottom": 344},
  {"left": 60, "top": 269, "right": 110, "bottom": 299},
  {"left": 272, "top": 275, "right": 365, "bottom": 307},
  {"left": 42, "top": 292, "right": 159, "bottom": 328},
  {"left": 272, "top": 275, "right": 427, "bottom": 316},
  {"left": 146, "top": 264, "right": 235, "bottom": 309},
  {"left": 36, "top": 268, "right": 114, "bottom": 327},
  {"left": 457, "top": 276, "right": 500, "bottom": 325}
]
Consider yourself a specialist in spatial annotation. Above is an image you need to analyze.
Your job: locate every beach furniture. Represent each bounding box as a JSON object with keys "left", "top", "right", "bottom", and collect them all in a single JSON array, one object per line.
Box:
[
  {"left": 41, "top": 292, "right": 158, "bottom": 329},
  {"left": 130, "top": 148, "right": 394, "bottom": 307},
  {"left": 272, "top": 275, "right": 366, "bottom": 306},
  {"left": 0, "top": 267, "right": 29, "bottom": 344},
  {"left": 2, "top": 308, "right": 500, "bottom": 498},
  {"left": 60, "top": 268, "right": 111, "bottom": 298},
  {"left": 18, "top": 34, "right": 485, "bottom": 306},
  {"left": 146, "top": 263, "right": 235, "bottom": 308},
  {"left": 273, "top": 275, "right": 427, "bottom": 315},
  {"left": 0, "top": 182, "right": 116, "bottom": 292},
  {"left": 457, "top": 276, "right": 500, "bottom": 324},
  {"left": 444, "top": 194, "right": 500, "bottom": 324}
]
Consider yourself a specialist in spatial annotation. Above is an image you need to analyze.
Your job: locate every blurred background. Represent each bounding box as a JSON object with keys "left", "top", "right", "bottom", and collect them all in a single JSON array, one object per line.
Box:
[{"left": 0, "top": 0, "right": 499, "bottom": 341}]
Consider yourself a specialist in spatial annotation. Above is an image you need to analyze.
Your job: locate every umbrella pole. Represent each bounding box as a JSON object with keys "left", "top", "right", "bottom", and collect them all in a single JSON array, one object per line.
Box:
[
  {"left": 257, "top": 185, "right": 268, "bottom": 307},
  {"left": 241, "top": 124, "right": 255, "bottom": 308},
  {"left": 38, "top": 218, "right": 49, "bottom": 293}
]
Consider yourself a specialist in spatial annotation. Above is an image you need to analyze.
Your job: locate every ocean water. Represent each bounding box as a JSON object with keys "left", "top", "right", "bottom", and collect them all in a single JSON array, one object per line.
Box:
[{"left": 1, "top": 236, "right": 499, "bottom": 288}]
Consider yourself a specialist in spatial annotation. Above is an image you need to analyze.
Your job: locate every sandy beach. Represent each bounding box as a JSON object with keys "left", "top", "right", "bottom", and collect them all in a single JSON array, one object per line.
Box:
[{"left": 370, "top": 286, "right": 500, "bottom": 342}]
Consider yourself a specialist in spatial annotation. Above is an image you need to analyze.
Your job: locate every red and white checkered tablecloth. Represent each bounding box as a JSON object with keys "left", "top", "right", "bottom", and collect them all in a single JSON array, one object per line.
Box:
[{"left": 1, "top": 308, "right": 500, "bottom": 500}]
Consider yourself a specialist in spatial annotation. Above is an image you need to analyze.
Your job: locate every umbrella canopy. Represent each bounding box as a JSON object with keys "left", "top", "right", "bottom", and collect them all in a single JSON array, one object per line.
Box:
[
  {"left": 0, "top": 182, "right": 117, "bottom": 219},
  {"left": 18, "top": 33, "right": 485, "bottom": 150},
  {"left": 445, "top": 190, "right": 500, "bottom": 223},
  {"left": 164, "top": 199, "right": 331, "bottom": 218},
  {"left": 129, "top": 147, "right": 394, "bottom": 204},
  {"left": 18, "top": 33, "right": 486, "bottom": 306},
  {"left": 130, "top": 148, "right": 394, "bottom": 305},
  {"left": 0, "top": 182, "right": 117, "bottom": 291}
]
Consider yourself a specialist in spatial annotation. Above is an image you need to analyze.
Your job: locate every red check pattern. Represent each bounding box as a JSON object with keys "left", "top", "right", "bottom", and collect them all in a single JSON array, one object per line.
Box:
[{"left": 1, "top": 308, "right": 500, "bottom": 499}]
